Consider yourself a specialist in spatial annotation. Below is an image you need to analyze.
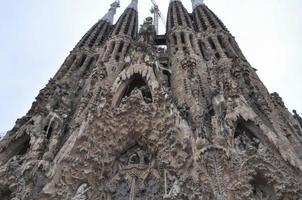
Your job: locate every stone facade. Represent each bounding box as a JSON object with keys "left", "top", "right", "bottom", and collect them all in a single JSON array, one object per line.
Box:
[{"left": 0, "top": 0, "right": 302, "bottom": 199}]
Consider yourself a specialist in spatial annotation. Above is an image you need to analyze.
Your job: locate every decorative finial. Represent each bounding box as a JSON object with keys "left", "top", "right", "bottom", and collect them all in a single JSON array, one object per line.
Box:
[
  {"left": 101, "top": 0, "right": 120, "bottom": 24},
  {"left": 127, "top": 0, "right": 138, "bottom": 11},
  {"left": 191, "top": 0, "right": 204, "bottom": 9}
]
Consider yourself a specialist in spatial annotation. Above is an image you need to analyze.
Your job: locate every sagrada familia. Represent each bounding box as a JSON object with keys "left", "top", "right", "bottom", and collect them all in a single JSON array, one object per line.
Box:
[{"left": 1, "top": 0, "right": 302, "bottom": 199}]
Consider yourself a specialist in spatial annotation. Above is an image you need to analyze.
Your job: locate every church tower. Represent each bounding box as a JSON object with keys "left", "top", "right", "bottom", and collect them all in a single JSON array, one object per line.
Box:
[{"left": 0, "top": 0, "right": 302, "bottom": 199}]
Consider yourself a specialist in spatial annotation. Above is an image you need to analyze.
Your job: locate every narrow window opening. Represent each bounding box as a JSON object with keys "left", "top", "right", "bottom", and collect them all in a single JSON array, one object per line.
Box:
[
  {"left": 208, "top": 37, "right": 216, "bottom": 50},
  {"left": 169, "top": 7, "right": 175, "bottom": 28},
  {"left": 86, "top": 57, "right": 95, "bottom": 70},
  {"left": 118, "top": 41, "right": 124, "bottom": 53},
  {"left": 125, "top": 44, "right": 131, "bottom": 55},
  {"left": 250, "top": 172, "right": 276, "bottom": 200},
  {"left": 180, "top": 32, "right": 185, "bottom": 44},
  {"left": 119, "top": 74, "right": 153, "bottom": 105},
  {"left": 44, "top": 125, "right": 53, "bottom": 140},
  {"left": 78, "top": 54, "right": 87, "bottom": 68},
  {"left": 17, "top": 135, "right": 31, "bottom": 156},
  {"left": 163, "top": 70, "right": 171, "bottom": 88},
  {"left": 198, "top": 40, "right": 206, "bottom": 59},
  {"left": 108, "top": 41, "right": 116, "bottom": 59},
  {"left": 111, "top": 42, "right": 116, "bottom": 54},
  {"left": 215, "top": 52, "right": 220, "bottom": 59},
  {"left": 217, "top": 35, "right": 226, "bottom": 49},
  {"left": 218, "top": 36, "right": 230, "bottom": 58},
  {"left": 83, "top": 57, "right": 96, "bottom": 76},
  {"left": 189, "top": 34, "right": 194, "bottom": 49},
  {"left": 115, "top": 55, "right": 120, "bottom": 62},
  {"left": 173, "top": 34, "right": 177, "bottom": 45}
]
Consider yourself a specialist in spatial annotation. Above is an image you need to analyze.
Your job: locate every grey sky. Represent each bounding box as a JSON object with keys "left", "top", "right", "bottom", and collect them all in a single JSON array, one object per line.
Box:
[{"left": 0, "top": 0, "right": 301, "bottom": 134}]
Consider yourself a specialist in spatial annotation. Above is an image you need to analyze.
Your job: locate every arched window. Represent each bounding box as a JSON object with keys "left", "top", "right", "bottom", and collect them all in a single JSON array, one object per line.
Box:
[
  {"left": 234, "top": 122, "right": 260, "bottom": 152},
  {"left": 114, "top": 74, "right": 152, "bottom": 107},
  {"left": 44, "top": 125, "right": 53, "bottom": 140},
  {"left": 250, "top": 172, "right": 276, "bottom": 200},
  {"left": 180, "top": 32, "right": 185, "bottom": 44}
]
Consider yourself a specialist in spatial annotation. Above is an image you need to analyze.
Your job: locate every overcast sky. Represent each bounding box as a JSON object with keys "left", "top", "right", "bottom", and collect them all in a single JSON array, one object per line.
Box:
[{"left": 0, "top": 0, "right": 301, "bottom": 134}]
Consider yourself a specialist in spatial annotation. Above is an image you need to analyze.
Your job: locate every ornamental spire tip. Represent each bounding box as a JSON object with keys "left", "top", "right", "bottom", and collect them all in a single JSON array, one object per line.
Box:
[
  {"left": 191, "top": 0, "right": 205, "bottom": 9},
  {"left": 101, "top": 0, "right": 120, "bottom": 24},
  {"left": 127, "top": 0, "right": 138, "bottom": 11}
]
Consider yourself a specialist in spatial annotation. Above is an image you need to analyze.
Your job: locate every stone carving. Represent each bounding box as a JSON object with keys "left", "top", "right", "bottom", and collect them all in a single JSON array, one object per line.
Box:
[
  {"left": 72, "top": 183, "right": 90, "bottom": 200},
  {"left": 0, "top": 0, "right": 302, "bottom": 199}
]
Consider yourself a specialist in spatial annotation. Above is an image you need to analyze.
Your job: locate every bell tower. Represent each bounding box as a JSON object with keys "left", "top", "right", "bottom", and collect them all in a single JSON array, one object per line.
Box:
[{"left": 0, "top": 0, "right": 302, "bottom": 199}]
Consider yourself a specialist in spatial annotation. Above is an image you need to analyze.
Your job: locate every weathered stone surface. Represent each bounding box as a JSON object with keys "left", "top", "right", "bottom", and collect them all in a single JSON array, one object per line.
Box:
[{"left": 1, "top": 1, "right": 302, "bottom": 199}]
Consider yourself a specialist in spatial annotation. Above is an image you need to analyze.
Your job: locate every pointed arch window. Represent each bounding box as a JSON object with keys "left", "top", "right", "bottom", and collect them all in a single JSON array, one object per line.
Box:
[
  {"left": 78, "top": 54, "right": 87, "bottom": 68},
  {"left": 234, "top": 122, "right": 260, "bottom": 152},
  {"left": 251, "top": 172, "right": 276, "bottom": 200},
  {"left": 114, "top": 74, "right": 153, "bottom": 107}
]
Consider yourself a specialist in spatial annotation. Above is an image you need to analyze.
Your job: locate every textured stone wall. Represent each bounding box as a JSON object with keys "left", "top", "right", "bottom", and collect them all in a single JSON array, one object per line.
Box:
[{"left": 0, "top": 1, "right": 301, "bottom": 199}]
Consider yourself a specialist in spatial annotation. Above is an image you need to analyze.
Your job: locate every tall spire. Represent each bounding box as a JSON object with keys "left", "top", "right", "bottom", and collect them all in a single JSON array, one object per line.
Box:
[
  {"left": 191, "top": 0, "right": 204, "bottom": 9},
  {"left": 101, "top": 0, "right": 120, "bottom": 24},
  {"left": 127, "top": 0, "right": 138, "bottom": 11}
]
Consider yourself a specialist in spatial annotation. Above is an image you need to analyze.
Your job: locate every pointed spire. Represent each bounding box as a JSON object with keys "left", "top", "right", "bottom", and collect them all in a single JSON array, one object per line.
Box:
[
  {"left": 191, "top": 0, "right": 204, "bottom": 9},
  {"left": 127, "top": 0, "right": 138, "bottom": 11},
  {"left": 101, "top": 0, "right": 120, "bottom": 24}
]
